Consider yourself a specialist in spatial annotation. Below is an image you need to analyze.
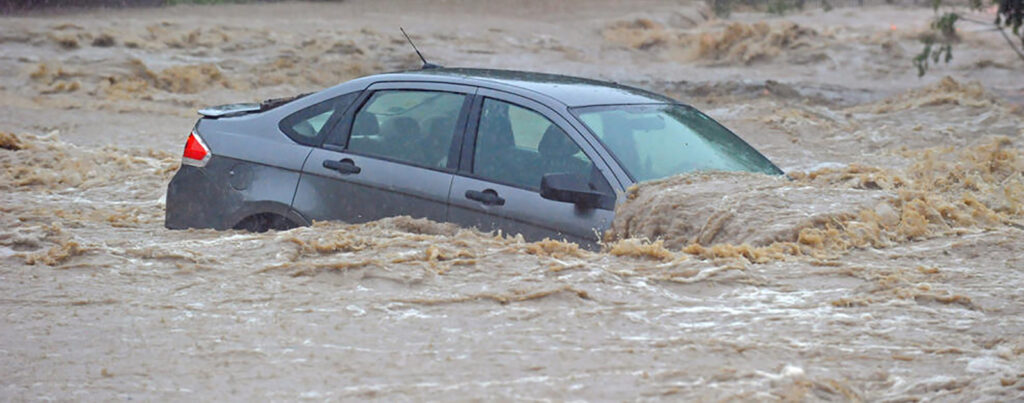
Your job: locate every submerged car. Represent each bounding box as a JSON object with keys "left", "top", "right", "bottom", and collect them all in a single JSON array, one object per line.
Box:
[{"left": 165, "top": 68, "right": 781, "bottom": 247}]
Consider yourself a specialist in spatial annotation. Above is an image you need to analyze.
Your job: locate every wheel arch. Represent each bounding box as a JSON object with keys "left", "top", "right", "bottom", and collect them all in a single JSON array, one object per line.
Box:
[{"left": 228, "top": 201, "right": 311, "bottom": 230}]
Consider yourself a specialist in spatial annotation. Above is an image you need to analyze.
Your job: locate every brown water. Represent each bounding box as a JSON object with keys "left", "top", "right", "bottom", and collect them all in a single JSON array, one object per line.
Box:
[{"left": 2, "top": 1, "right": 1023, "bottom": 400}]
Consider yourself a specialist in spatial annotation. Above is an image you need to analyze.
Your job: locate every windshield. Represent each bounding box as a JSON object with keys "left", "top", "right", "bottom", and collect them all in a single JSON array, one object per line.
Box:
[{"left": 573, "top": 104, "right": 782, "bottom": 182}]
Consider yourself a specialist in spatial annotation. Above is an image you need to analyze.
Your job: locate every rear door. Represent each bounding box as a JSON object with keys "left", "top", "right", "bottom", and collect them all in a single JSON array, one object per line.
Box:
[
  {"left": 292, "top": 82, "right": 474, "bottom": 224},
  {"left": 448, "top": 89, "right": 617, "bottom": 246}
]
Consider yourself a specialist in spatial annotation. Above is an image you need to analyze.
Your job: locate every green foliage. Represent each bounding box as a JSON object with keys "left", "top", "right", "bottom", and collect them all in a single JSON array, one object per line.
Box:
[
  {"left": 913, "top": 39, "right": 955, "bottom": 76},
  {"left": 934, "top": 11, "right": 960, "bottom": 38},
  {"left": 767, "top": 0, "right": 804, "bottom": 15},
  {"left": 913, "top": 12, "right": 960, "bottom": 76},
  {"left": 706, "top": 0, "right": 815, "bottom": 18},
  {"left": 995, "top": 0, "right": 1023, "bottom": 43},
  {"left": 915, "top": 0, "right": 1024, "bottom": 76},
  {"left": 711, "top": 0, "right": 733, "bottom": 18}
]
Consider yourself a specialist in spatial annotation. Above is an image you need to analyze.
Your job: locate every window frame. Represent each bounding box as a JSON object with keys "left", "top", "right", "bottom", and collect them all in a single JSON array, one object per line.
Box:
[
  {"left": 278, "top": 91, "right": 361, "bottom": 146},
  {"left": 317, "top": 81, "right": 476, "bottom": 174},
  {"left": 458, "top": 89, "right": 617, "bottom": 196}
]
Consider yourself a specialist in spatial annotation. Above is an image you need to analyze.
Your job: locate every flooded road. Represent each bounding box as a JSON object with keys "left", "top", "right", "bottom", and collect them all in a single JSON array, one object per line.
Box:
[{"left": 2, "top": 0, "right": 1023, "bottom": 400}]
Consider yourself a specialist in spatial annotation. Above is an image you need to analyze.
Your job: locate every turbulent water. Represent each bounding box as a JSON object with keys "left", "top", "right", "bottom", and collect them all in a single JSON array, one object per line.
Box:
[{"left": 2, "top": 1, "right": 1023, "bottom": 400}]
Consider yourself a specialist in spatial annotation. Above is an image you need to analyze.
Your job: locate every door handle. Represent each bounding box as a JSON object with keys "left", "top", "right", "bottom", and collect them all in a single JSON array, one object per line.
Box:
[
  {"left": 323, "top": 158, "right": 361, "bottom": 175},
  {"left": 465, "top": 189, "right": 505, "bottom": 206}
]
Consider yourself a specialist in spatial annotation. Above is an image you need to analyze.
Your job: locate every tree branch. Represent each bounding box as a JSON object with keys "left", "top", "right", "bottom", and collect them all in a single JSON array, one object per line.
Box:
[
  {"left": 955, "top": 13, "right": 1024, "bottom": 64},
  {"left": 995, "top": 24, "right": 1024, "bottom": 63}
]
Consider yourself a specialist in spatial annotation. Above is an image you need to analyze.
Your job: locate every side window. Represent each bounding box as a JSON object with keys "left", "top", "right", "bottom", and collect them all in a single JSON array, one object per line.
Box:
[
  {"left": 473, "top": 98, "right": 600, "bottom": 191},
  {"left": 279, "top": 91, "right": 359, "bottom": 145},
  {"left": 348, "top": 90, "right": 466, "bottom": 169}
]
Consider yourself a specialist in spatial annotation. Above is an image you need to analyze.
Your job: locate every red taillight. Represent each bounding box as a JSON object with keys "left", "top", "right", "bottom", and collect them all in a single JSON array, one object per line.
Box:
[{"left": 182, "top": 131, "right": 210, "bottom": 167}]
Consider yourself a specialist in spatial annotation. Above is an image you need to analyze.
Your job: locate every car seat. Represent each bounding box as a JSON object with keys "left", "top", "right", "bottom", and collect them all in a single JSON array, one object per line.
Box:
[
  {"left": 416, "top": 116, "right": 455, "bottom": 167},
  {"left": 352, "top": 111, "right": 380, "bottom": 136},
  {"left": 475, "top": 102, "right": 545, "bottom": 188},
  {"left": 378, "top": 116, "right": 420, "bottom": 161},
  {"left": 474, "top": 106, "right": 517, "bottom": 180},
  {"left": 343, "top": 111, "right": 379, "bottom": 149},
  {"left": 538, "top": 124, "right": 590, "bottom": 182}
]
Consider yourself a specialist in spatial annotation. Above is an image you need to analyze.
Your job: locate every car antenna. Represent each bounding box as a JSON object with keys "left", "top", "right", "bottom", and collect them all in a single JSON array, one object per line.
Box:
[{"left": 400, "top": 27, "right": 442, "bottom": 70}]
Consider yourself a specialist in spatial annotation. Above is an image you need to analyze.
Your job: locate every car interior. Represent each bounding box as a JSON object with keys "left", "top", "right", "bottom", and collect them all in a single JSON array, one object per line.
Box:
[
  {"left": 473, "top": 100, "right": 593, "bottom": 191},
  {"left": 348, "top": 112, "right": 455, "bottom": 169},
  {"left": 347, "top": 91, "right": 462, "bottom": 169}
]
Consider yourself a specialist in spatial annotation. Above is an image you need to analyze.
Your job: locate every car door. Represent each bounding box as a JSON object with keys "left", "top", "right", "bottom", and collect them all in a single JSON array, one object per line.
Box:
[
  {"left": 448, "top": 89, "right": 617, "bottom": 247},
  {"left": 292, "top": 82, "right": 474, "bottom": 224}
]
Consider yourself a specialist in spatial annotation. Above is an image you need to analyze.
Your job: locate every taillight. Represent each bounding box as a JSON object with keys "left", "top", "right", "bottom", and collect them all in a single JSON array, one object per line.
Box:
[{"left": 182, "top": 131, "right": 211, "bottom": 167}]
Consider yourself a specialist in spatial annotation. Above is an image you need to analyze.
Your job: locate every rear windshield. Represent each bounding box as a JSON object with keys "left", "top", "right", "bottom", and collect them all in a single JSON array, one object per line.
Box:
[{"left": 573, "top": 104, "right": 781, "bottom": 182}]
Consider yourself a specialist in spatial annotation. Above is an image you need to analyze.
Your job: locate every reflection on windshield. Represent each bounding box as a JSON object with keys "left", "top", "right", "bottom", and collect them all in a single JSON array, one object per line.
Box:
[{"left": 574, "top": 104, "right": 781, "bottom": 182}]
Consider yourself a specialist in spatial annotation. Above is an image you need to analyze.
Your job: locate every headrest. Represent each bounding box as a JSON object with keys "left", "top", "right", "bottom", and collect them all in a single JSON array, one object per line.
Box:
[
  {"left": 424, "top": 116, "right": 454, "bottom": 137},
  {"left": 479, "top": 111, "right": 514, "bottom": 150},
  {"left": 379, "top": 116, "right": 420, "bottom": 140},
  {"left": 538, "top": 125, "right": 578, "bottom": 158},
  {"left": 352, "top": 112, "right": 379, "bottom": 135}
]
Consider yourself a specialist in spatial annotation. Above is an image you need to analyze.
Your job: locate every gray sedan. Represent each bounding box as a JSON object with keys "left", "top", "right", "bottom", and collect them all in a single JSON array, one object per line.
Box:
[{"left": 165, "top": 68, "right": 781, "bottom": 247}]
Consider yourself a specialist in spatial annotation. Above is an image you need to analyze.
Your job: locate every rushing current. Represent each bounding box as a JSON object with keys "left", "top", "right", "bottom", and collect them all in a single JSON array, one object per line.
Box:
[{"left": 2, "top": 1, "right": 1023, "bottom": 400}]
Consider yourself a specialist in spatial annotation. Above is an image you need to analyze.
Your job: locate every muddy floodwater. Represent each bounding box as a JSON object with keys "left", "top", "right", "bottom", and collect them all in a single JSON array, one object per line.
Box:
[{"left": 2, "top": 0, "right": 1023, "bottom": 400}]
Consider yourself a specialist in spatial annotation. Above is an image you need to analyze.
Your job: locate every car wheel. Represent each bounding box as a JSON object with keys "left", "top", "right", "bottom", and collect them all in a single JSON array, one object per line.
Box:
[{"left": 233, "top": 213, "right": 297, "bottom": 233}]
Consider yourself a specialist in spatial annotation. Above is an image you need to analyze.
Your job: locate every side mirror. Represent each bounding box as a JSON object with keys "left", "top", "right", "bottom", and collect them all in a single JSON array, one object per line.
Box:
[{"left": 540, "top": 173, "right": 604, "bottom": 208}]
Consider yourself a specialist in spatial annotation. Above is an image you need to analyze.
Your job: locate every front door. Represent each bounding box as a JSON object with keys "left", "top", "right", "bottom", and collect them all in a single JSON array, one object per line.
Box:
[
  {"left": 293, "top": 83, "right": 474, "bottom": 224},
  {"left": 448, "top": 90, "right": 616, "bottom": 246}
]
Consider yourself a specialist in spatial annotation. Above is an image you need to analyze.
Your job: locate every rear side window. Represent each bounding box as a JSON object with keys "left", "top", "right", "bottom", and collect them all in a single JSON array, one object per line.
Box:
[
  {"left": 347, "top": 90, "right": 466, "bottom": 169},
  {"left": 279, "top": 91, "right": 359, "bottom": 145}
]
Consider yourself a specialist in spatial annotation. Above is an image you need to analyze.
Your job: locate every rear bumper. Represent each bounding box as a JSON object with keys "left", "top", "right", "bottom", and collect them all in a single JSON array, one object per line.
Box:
[{"left": 164, "top": 165, "right": 235, "bottom": 230}]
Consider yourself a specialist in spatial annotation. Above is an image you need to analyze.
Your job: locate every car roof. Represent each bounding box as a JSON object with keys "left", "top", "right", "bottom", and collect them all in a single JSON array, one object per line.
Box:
[{"left": 367, "top": 68, "right": 676, "bottom": 108}]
